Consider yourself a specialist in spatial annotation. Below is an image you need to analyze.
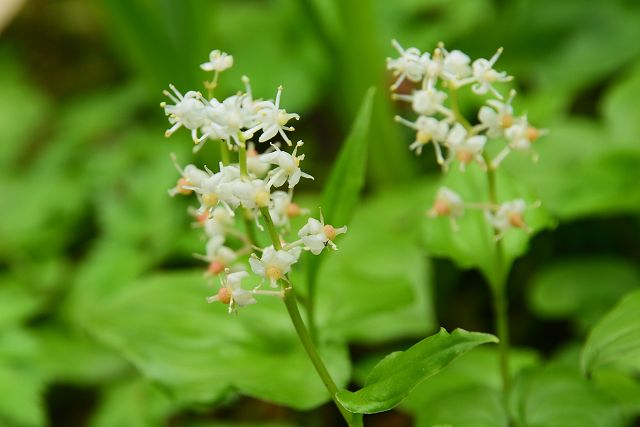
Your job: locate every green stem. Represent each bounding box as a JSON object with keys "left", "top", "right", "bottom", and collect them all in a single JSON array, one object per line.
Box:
[
  {"left": 448, "top": 87, "right": 472, "bottom": 131},
  {"left": 259, "top": 207, "right": 357, "bottom": 426},
  {"left": 238, "top": 142, "right": 248, "bottom": 177},
  {"left": 482, "top": 152, "right": 511, "bottom": 394},
  {"left": 219, "top": 141, "right": 231, "bottom": 165}
]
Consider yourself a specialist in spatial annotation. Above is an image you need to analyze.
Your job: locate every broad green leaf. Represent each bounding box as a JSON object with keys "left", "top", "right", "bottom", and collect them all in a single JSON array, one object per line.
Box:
[
  {"left": 90, "top": 379, "right": 175, "bottom": 427},
  {"left": 0, "top": 330, "right": 46, "bottom": 427},
  {"left": 35, "top": 325, "right": 128, "bottom": 385},
  {"left": 502, "top": 119, "right": 640, "bottom": 220},
  {"left": 582, "top": 290, "right": 640, "bottom": 375},
  {"left": 510, "top": 365, "right": 623, "bottom": 427},
  {"left": 401, "top": 347, "right": 540, "bottom": 412},
  {"left": 415, "top": 386, "right": 507, "bottom": 427},
  {"left": 306, "top": 88, "right": 374, "bottom": 310},
  {"left": 592, "top": 369, "right": 640, "bottom": 418},
  {"left": 320, "top": 87, "right": 375, "bottom": 227},
  {"left": 528, "top": 258, "right": 640, "bottom": 331},
  {"left": 316, "top": 183, "right": 435, "bottom": 343},
  {"left": 422, "top": 166, "right": 551, "bottom": 288},
  {"left": 336, "top": 328, "right": 497, "bottom": 413},
  {"left": 603, "top": 63, "right": 640, "bottom": 144},
  {"left": 81, "top": 271, "right": 350, "bottom": 410}
]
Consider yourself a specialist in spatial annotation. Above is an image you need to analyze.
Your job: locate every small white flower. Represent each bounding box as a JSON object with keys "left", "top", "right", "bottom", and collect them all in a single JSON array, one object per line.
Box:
[
  {"left": 246, "top": 143, "right": 271, "bottom": 177},
  {"left": 197, "top": 164, "right": 242, "bottom": 214},
  {"left": 298, "top": 216, "right": 347, "bottom": 255},
  {"left": 445, "top": 123, "right": 487, "bottom": 171},
  {"left": 442, "top": 49, "right": 472, "bottom": 83},
  {"left": 249, "top": 246, "right": 301, "bottom": 287},
  {"left": 244, "top": 86, "right": 299, "bottom": 145},
  {"left": 203, "top": 207, "right": 234, "bottom": 239},
  {"left": 202, "top": 236, "right": 237, "bottom": 275},
  {"left": 504, "top": 117, "right": 543, "bottom": 151},
  {"left": 200, "top": 50, "right": 234, "bottom": 72},
  {"left": 261, "top": 141, "right": 314, "bottom": 189},
  {"left": 428, "top": 187, "right": 464, "bottom": 219},
  {"left": 395, "top": 115, "right": 449, "bottom": 162},
  {"left": 387, "top": 40, "right": 428, "bottom": 90},
  {"left": 217, "top": 94, "right": 256, "bottom": 146},
  {"left": 393, "top": 87, "right": 451, "bottom": 117},
  {"left": 471, "top": 48, "right": 512, "bottom": 99},
  {"left": 161, "top": 85, "right": 209, "bottom": 142},
  {"left": 207, "top": 271, "right": 256, "bottom": 312},
  {"left": 269, "top": 191, "right": 307, "bottom": 228},
  {"left": 168, "top": 154, "right": 210, "bottom": 197},
  {"left": 486, "top": 199, "right": 530, "bottom": 237},
  {"left": 231, "top": 178, "right": 271, "bottom": 209},
  {"left": 477, "top": 90, "right": 516, "bottom": 138}
]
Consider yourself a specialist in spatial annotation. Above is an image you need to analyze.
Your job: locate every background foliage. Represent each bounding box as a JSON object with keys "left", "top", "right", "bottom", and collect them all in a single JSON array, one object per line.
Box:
[{"left": 2, "top": 0, "right": 640, "bottom": 425}]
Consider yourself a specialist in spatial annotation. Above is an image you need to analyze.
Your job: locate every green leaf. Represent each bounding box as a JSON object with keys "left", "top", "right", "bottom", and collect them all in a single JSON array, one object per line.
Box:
[
  {"left": 415, "top": 386, "right": 507, "bottom": 427},
  {"left": 0, "top": 330, "right": 46, "bottom": 427},
  {"left": 582, "top": 290, "right": 640, "bottom": 375},
  {"left": 401, "top": 347, "right": 540, "bottom": 412},
  {"left": 306, "top": 88, "right": 374, "bottom": 303},
  {"left": 603, "top": 62, "right": 640, "bottom": 145},
  {"left": 320, "top": 87, "right": 375, "bottom": 227},
  {"left": 422, "top": 166, "right": 552, "bottom": 287},
  {"left": 592, "top": 369, "right": 640, "bottom": 418},
  {"left": 315, "top": 183, "right": 435, "bottom": 343},
  {"left": 510, "top": 365, "right": 623, "bottom": 427},
  {"left": 335, "top": 328, "right": 497, "bottom": 414},
  {"left": 528, "top": 258, "right": 640, "bottom": 331},
  {"left": 90, "top": 379, "right": 175, "bottom": 427},
  {"left": 80, "top": 271, "right": 350, "bottom": 410}
]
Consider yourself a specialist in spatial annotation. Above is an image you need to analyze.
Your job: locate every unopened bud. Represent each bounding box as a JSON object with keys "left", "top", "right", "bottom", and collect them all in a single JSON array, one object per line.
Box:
[
  {"left": 207, "top": 260, "right": 225, "bottom": 275},
  {"left": 285, "top": 203, "right": 301, "bottom": 218},
  {"left": 432, "top": 199, "right": 451, "bottom": 216},
  {"left": 508, "top": 212, "right": 525, "bottom": 229},
  {"left": 500, "top": 114, "right": 514, "bottom": 129},
  {"left": 526, "top": 126, "right": 540, "bottom": 142},
  {"left": 216, "top": 287, "right": 232, "bottom": 305},
  {"left": 176, "top": 178, "right": 193, "bottom": 195}
]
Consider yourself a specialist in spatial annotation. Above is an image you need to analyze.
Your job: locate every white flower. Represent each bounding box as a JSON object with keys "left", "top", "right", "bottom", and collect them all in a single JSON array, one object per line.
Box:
[
  {"left": 395, "top": 115, "right": 449, "bottom": 160},
  {"left": 504, "top": 117, "right": 543, "bottom": 152},
  {"left": 387, "top": 40, "right": 428, "bottom": 90},
  {"left": 217, "top": 94, "right": 256, "bottom": 146},
  {"left": 168, "top": 154, "right": 210, "bottom": 197},
  {"left": 428, "top": 187, "right": 464, "bottom": 218},
  {"left": 246, "top": 143, "right": 271, "bottom": 177},
  {"left": 244, "top": 86, "right": 299, "bottom": 145},
  {"left": 231, "top": 179, "right": 271, "bottom": 209},
  {"left": 445, "top": 123, "right": 487, "bottom": 171},
  {"left": 442, "top": 49, "right": 472, "bottom": 83},
  {"left": 200, "top": 50, "right": 233, "bottom": 72},
  {"left": 471, "top": 48, "right": 512, "bottom": 99},
  {"left": 207, "top": 271, "right": 256, "bottom": 312},
  {"left": 202, "top": 236, "right": 237, "bottom": 275},
  {"left": 298, "top": 216, "right": 347, "bottom": 255},
  {"left": 269, "top": 191, "right": 307, "bottom": 228},
  {"left": 161, "top": 85, "right": 209, "bottom": 142},
  {"left": 203, "top": 207, "right": 234, "bottom": 239},
  {"left": 197, "top": 164, "right": 242, "bottom": 214},
  {"left": 477, "top": 90, "right": 516, "bottom": 138},
  {"left": 393, "top": 87, "right": 451, "bottom": 117},
  {"left": 261, "top": 141, "right": 314, "bottom": 189},
  {"left": 249, "top": 246, "right": 301, "bottom": 287},
  {"left": 486, "top": 199, "right": 529, "bottom": 236}
]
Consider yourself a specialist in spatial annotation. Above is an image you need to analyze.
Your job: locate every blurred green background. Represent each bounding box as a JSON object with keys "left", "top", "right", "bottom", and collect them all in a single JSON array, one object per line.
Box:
[{"left": 2, "top": 0, "right": 640, "bottom": 426}]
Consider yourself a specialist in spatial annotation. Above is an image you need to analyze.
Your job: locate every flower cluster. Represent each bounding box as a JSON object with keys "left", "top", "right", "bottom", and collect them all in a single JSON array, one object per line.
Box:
[
  {"left": 387, "top": 41, "right": 544, "bottom": 238},
  {"left": 163, "top": 50, "right": 347, "bottom": 313}
]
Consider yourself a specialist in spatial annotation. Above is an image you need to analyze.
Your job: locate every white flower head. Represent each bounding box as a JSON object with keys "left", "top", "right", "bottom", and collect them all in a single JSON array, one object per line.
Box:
[
  {"left": 200, "top": 50, "right": 234, "bottom": 72},
  {"left": 269, "top": 191, "right": 308, "bottom": 229},
  {"left": 396, "top": 115, "right": 449, "bottom": 161},
  {"left": 487, "top": 199, "right": 531, "bottom": 238},
  {"left": 471, "top": 48, "right": 513, "bottom": 99},
  {"left": 207, "top": 271, "right": 256, "bottom": 312},
  {"left": 246, "top": 142, "right": 271, "bottom": 177},
  {"left": 231, "top": 178, "right": 271, "bottom": 209},
  {"left": 387, "top": 40, "right": 428, "bottom": 90},
  {"left": 298, "top": 214, "right": 347, "bottom": 255},
  {"left": 261, "top": 141, "right": 314, "bottom": 189},
  {"left": 445, "top": 123, "right": 487, "bottom": 171},
  {"left": 250, "top": 246, "right": 302, "bottom": 287},
  {"left": 393, "top": 87, "right": 450, "bottom": 118},
  {"left": 168, "top": 154, "right": 210, "bottom": 197},
  {"left": 428, "top": 187, "right": 464, "bottom": 219},
  {"left": 478, "top": 89, "right": 516, "bottom": 138},
  {"left": 244, "top": 86, "right": 299, "bottom": 145},
  {"left": 161, "top": 85, "right": 209, "bottom": 142}
]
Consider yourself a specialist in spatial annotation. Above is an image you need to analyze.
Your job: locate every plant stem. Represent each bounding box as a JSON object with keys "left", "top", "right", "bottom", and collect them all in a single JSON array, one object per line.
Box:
[
  {"left": 238, "top": 142, "right": 248, "bottom": 177},
  {"left": 219, "top": 141, "right": 230, "bottom": 165},
  {"left": 482, "top": 152, "right": 511, "bottom": 394},
  {"left": 259, "top": 207, "right": 357, "bottom": 426}
]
